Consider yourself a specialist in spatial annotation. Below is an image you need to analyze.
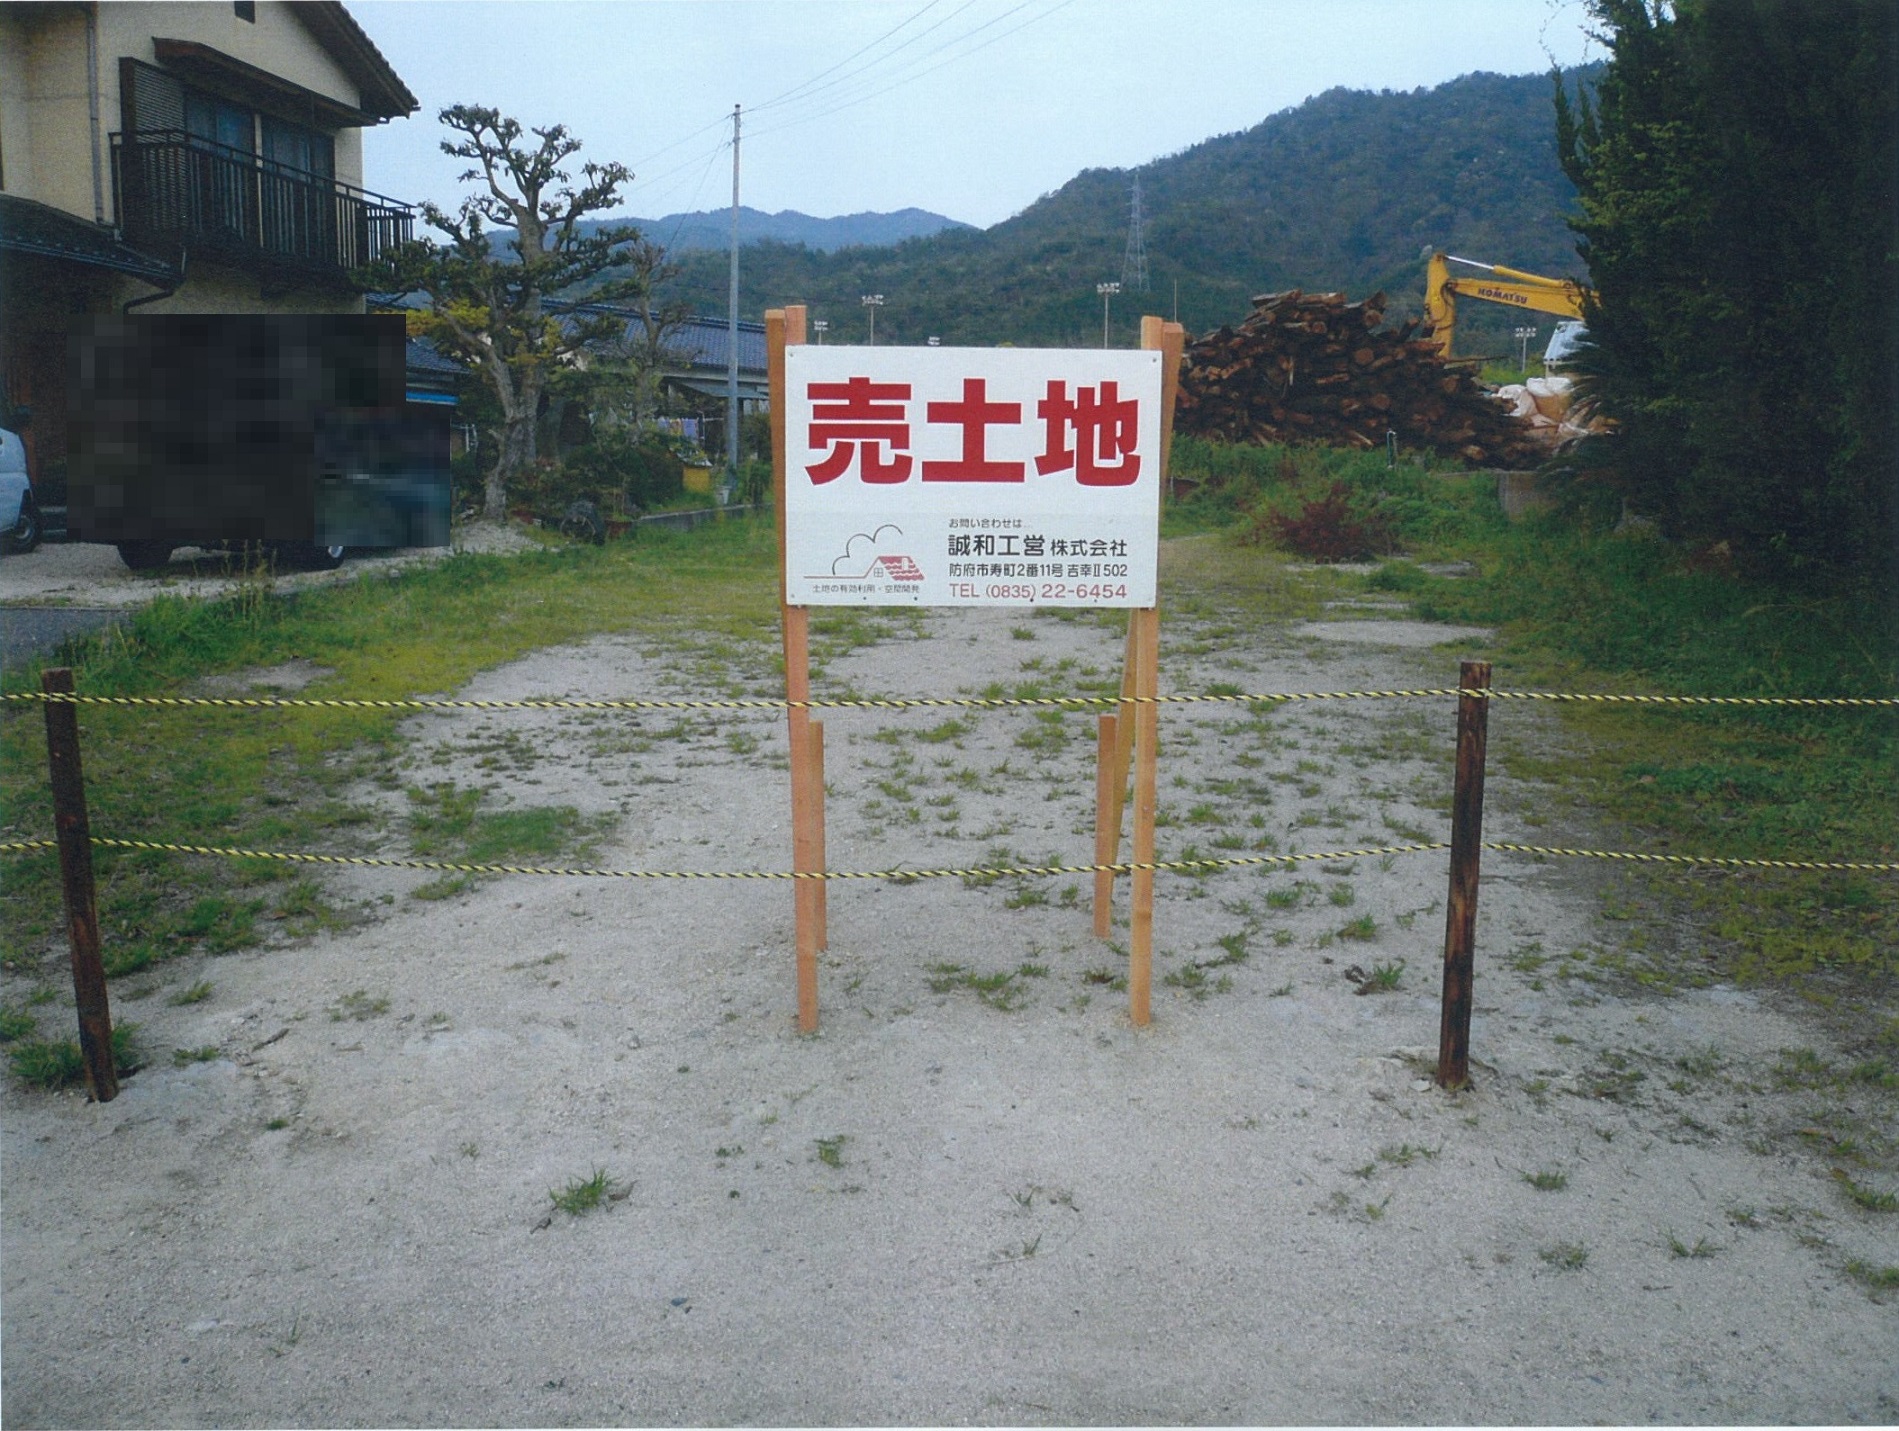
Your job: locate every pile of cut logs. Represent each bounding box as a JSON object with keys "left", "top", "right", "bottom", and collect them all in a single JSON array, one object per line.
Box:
[{"left": 1175, "top": 289, "right": 1544, "bottom": 467}]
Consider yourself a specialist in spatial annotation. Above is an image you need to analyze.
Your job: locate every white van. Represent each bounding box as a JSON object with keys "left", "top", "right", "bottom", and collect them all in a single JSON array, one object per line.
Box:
[{"left": 0, "top": 428, "right": 42, "bottom": 553}]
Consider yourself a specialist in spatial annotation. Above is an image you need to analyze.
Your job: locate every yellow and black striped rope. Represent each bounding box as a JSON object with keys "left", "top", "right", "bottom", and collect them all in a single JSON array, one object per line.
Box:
[
  {"left": 4, "top": 688, "right": 1462, "bottom": 713},
  {"left": 1484, "top": 842, "right": 1899, "bottom": 872},
  {"left": 7, "top": 834, "right": 1893, "bottom": 875},
  {"left": 1478, "top": 691, "right": 1899, "bottom": 708},
  {"left": 0, "top": 837, "right": 1446, "bottom": 881},
  {"left": 7, "top": 688, "right": 1893, "bottom": 714}
]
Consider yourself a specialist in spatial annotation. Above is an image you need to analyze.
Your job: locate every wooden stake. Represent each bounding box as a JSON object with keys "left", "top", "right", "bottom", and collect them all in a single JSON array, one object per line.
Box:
[
  {"left": 40, "top": 668, "right": 117, "bottom": 1103},
  {"left": 813, "top": 718, "right": 827, "bottom": 949},
  {"left": 1093, "top": 622, "right": 1139, "bottom": 932},
  {"left": 1093, "top": 714, "right": 1118, "bottom": 937},
  {"left": 1437, "top": 659, "right": 1492, "bottom": 1089},
  {"left": 1123, "top": 317, "right": 1181, "bottom": 1027},
  {"left": 1127, "top": 607, "right": 1160, "bottom": 1026},
  {"left": 771, "top": 305, "right": 825, "bottom": 1032}
]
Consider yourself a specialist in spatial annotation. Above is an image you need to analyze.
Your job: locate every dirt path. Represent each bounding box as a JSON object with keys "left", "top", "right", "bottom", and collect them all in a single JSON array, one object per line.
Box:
[{"left": 3, "top": 546, "right": 1895, "bottom": 1426}]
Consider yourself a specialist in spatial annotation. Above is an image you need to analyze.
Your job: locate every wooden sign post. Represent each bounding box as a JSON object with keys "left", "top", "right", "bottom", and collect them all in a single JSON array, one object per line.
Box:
[
  {"left": 1092, "top": 317, "right": 1184, "bottom": 1026},
  {"left": 770, "top": 309, "right": 1182, "bottom": 1032},
  {"left": 769, "top": 305, "right": 827, "bottom": 1032}
]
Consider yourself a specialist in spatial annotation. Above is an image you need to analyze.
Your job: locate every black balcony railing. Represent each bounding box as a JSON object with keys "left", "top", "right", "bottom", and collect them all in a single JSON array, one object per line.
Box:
[{"left": 111, "top": 131, "right": 414, "bottom": 285}]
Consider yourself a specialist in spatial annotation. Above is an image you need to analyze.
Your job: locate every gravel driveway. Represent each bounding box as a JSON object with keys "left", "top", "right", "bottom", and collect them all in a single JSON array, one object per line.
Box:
[{"left": 3, "top": 540, "right": 1894, "bottom": 1426}]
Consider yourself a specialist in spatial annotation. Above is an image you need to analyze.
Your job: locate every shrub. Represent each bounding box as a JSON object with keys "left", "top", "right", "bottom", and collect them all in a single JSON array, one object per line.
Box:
[
  {"left": 561, "top": 429, "right": 686, "bottom": 511},
  {"left": 1262, "top": 481, "right": 1395, "bottom": 561}
]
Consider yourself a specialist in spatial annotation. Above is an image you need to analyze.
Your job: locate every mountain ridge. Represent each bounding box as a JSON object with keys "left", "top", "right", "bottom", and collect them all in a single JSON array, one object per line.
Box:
[{"left": 624, "top": 67, "right": 1600, "bottom": 350}]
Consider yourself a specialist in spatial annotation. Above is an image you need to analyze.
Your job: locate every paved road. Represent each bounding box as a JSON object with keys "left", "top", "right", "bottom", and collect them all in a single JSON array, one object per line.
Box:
[{"left": 0, "top": 605, "right": 126, "bottom": 674}]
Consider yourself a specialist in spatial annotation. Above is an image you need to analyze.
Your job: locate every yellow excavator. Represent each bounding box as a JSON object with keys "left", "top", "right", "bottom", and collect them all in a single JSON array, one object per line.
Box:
[{"left": 1423, "top": 252, "right": 1591, "bottom": 362}]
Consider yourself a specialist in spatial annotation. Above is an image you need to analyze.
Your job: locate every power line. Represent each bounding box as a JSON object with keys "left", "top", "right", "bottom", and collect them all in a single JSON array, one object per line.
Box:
[
  {"left": 745, "top": 0, "right": 1075, "bottom": 143},
  {"left": 748, "top": 0, "right": 958, "bottom": 115}
]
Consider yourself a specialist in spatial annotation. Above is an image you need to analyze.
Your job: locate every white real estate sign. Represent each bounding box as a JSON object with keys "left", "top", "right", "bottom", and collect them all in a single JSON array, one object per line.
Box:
[{"left": 783, "top": 345, "right": 1163, "bottom": 608}]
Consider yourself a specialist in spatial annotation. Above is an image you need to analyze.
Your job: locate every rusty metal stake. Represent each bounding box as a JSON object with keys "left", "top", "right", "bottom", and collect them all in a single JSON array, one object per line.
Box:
[
  {"left": 1437, "top": 659, "right": 1491, "bottom": 1091},
  {"left": 41, "top": 667, "right": 117, "bottom": 1102}
]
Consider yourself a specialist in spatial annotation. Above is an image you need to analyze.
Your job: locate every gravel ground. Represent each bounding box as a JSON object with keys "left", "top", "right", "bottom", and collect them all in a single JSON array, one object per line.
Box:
[{"left": 2, "top": 545, "right": 1895, "bottom": 1426}]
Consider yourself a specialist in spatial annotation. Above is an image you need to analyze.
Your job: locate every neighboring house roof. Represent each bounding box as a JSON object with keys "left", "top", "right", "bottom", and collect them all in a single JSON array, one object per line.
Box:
[
  {"left": 662, "top": 313, "right": 770, "bottom": 377},
  {"left": 291, "top": 1, "right": 420, "bottom": 121},
  {"left": 548, "top": 302, "right": 769, "bottom": 376},
  {"left": 372, "top": 297, "right": 772, "bottom": 400},
  {"left": 149, "top": 1, "right": 417, "bottom": 127},
  {"left": 406, "top": 335, "right": 463, "bottom": 378},
  {"left": 404, "top": 336, "right": 463, "bottom": 406},
  {"left": 0, "top": 193, "right": 178, "bottom": 283}
]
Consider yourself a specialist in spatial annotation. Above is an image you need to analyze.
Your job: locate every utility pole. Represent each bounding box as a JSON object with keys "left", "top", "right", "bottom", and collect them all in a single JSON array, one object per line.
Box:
[
  {"left": 725, "top": 104, "right": 740, "bottom": 490},
  {"left": 861, "top": 293, "right": 883, "bottom": 345},
  {"left": 1097, "top": 281, "right": 1120, "bottom": 349}
]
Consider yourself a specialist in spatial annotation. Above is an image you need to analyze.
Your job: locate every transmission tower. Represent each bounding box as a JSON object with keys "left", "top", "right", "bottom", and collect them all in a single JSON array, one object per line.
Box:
[{"left": 1121, "top": 170, "right": 1150, "bottom": 294}]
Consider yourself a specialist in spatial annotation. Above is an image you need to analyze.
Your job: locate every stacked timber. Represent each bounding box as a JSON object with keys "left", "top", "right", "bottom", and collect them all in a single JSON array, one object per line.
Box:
[{"left": 1175, "top": 289, "right": 1544, "bottom": 468}]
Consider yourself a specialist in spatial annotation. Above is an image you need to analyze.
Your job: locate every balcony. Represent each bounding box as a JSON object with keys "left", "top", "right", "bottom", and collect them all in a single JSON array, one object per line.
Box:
[{"left": 110, "top": 131, "right": 414, "bottom": 289}]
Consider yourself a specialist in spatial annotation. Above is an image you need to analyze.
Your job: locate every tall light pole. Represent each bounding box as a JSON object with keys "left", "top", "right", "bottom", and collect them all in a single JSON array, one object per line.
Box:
[
  {"left": 1514, "top": 325, "right": 1537, "bottom": 371},
  {"left": 861, "top": 293, "right": 883, "bottom": 345},
  {"left": 1097, "top": 281, "right": 1120, "bottom": 349},
  {"left": 813, "top": 319, "right": 828, "bottom": 345}
]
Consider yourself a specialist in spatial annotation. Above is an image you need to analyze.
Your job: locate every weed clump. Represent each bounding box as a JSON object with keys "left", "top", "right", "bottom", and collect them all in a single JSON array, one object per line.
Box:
[{"left": 1258, "top": 482, "right": 1396, "bottom": 562}]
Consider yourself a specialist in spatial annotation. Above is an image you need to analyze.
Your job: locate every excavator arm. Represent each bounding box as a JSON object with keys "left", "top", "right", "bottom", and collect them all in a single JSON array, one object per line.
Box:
[{"left": 1424, "top": 253, "right": 1589, "bottom": 360}]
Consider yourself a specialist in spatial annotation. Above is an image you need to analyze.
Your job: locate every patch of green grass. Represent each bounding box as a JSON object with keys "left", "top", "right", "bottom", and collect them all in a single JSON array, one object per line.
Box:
[
  {"left": 1, "top": 520, "right": 780, "bottom": 980},
  {"left": 1523, "top": 1169, "right": 1569, "bottom": 1192},
  {"left": 0, "top": 1007, "right": 38, "bottom": 1042},
  {"left": 917, "top": 717, "right": 975, "bottom": 744},
  {"left": 1581, "top": 1050, "right": 1648, "bottom": 1103},
  {"left": 1833, "top": 1170, "right": 1898, "bottom": 1213},
  {"left": 1845, "top": 1259, "right": 1899, "bottom": 1293},
  {"left": 328, "top": 989, "right": 389, "bottom": 1022},
  {"left": 549, "top": 1168, "right": 618, "bottom": 1216},
  {"left": 172, "top": 1045, "right": 221, "bottom": 1067},
  {"left": 814, "top": 1135, "right": 848, "bottom": 1169},
  {"left": 8, "top": 1023, "right": 141, "bottom": 1089},
  {"left": 1666, "top": 1232, "right": 1721, "bottom": 1259},
  {"left": 406, "top": 782, "right": 611, "bottom": 870},
  {"left": 9, "top": 1037, "right": 84, "bottom": 1088},
  {"left": 1538, "top": 1241, "right": 1589, "bottom": 1271},
  {"left": 1416, "top": 522, "right": 1895, "bottom": 996},
  {"left": 926, "top": 961, "right": 1031, "bottom": 1010},
  {"left": 1364, "top": 959, "right": 1406, "bottom": 992},
  {"left": 167, "top": 980, "right": 214, "bottom": 1006},
  {"left": 411, "top": 873, "right": 477, "bottom": 901}
]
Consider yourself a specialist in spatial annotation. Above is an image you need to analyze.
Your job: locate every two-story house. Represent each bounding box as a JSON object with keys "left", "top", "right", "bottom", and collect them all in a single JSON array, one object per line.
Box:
[{"left": 0, "top": 0, "right": 419, "bottom": 493}]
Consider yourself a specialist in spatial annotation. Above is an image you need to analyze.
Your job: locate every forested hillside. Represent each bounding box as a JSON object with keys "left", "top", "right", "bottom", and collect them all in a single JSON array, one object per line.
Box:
[{"left": 617, "top": 67, "right": 1595, "bottom": 349}]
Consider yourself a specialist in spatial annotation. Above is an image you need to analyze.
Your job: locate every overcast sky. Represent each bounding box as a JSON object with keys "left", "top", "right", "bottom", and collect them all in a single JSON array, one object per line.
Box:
[{"left": 354, "top": 0, "right": 1600, "bottom": 230}]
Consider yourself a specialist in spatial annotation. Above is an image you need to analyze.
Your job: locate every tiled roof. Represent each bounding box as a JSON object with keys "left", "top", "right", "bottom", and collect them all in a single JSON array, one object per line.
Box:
[
  {"left": 406, "top": 336, "right": 464, "bottom": 377},
  {"left": 550, "top": 302, "right": 768, "bottom": 376},
  {"left": 660, "top": 314, "right": 770, "bottom": 375},
  {"left": 297, "top": 1, "right": 420, "bottom": 119},
  {"left": 0, "top": 194, "right": 178, "bottom": 283}
]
